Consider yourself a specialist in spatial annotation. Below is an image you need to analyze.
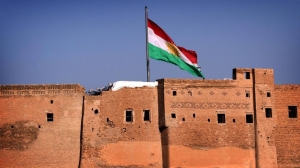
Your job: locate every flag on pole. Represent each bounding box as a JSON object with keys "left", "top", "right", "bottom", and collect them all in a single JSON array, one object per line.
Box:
[{"left": 147, "top": 19, "right": 205, "bottom": 78}]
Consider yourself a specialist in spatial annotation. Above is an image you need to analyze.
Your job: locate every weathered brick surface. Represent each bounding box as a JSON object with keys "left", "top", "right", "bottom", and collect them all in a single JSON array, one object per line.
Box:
[
  {"left": 81, "top": 87, "right": 162, "bottom": 168},
  {"left": 275, "top": 85, "right": 300, "bottom": 168},
  {"left": 0, "top": 84, "right": 85, "bottom": 168},
  {"left": 158, "top": 69, "right": 256, "bottom": 167},
  {"left": 0, "top": 68, "right": 299, "bottom": 168}
]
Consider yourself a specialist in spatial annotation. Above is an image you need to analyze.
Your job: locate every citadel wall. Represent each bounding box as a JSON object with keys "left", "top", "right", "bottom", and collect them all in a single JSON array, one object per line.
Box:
[
  {"left": 0, "top": 84, "right": 85, "bottom": 168},
  {"left": 275, "top": 85, "right": 300, "bottom": 168},
  {"left": 252, "top": 69, "right": 278, "bottom": 168},
  {"left": 0, "top": 68, "right": 299, "bottom": 168},
  {"left": 81, "top": 87, "right": 162, "bottom": 167},
  {"left": 158, "top": 68, "right": 256, "bottom": 167}
]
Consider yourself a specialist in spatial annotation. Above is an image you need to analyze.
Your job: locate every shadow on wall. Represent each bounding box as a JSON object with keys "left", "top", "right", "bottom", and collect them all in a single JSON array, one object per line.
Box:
[{"left": 157, "top": 83, "right": 170, "bottom": 168}]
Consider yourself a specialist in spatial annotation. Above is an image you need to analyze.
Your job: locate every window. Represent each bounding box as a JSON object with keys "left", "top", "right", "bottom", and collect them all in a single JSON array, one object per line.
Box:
[
  {"left": 246, "top": 93, "right": 250, "bottom": 98},
  {"left": 193, "top": 114, "right": 196, "bottom": 118},
  {"left": 143, "top": 110, "right": 150, "bottom": 121},
  {"left": 47, "top": 113, "right": 53, "bottom": 122},
  {"left": 244, "top": 72, "right": 250, "bottom": 79},
  {"left": 208, "top": 118, "right": 210, "bottom": 122},
  {"left": 267, "top": 92, "right": 271, "bottom": 97},
  {"left": 50, "top": 100, "right": 53, "bottom": 104},
  {"left": 173, "top": 91, "right": 177, "bottom": 96},
  {"left": 288, "top": 106, "right": 297, "bottom": 118},
  {"left": 246, "top": 114, "right": 253, "bottom": 123},
  {"left": 265, "top": 108, "right": 272, "bottom": 118},
  {"left": 232, "top": 69, "right": 237, "bottom": 80},
  {"left": 217, "top": 114, "right": 225, "bottom": 123},
  {"left": 171, "top": 113, "right": 176, "bottom": 118},
  {"left": 126, "top": 110, "right": 133, "bottom": 122},
  {"left": 188, "top": 91, "right": 192, "bottom": 96},
  {"left": 94, "top": 109, "right": 99, "bottom": 114},
  {"left": 233, "top": 119, "right": 236, "bottom": 123}
]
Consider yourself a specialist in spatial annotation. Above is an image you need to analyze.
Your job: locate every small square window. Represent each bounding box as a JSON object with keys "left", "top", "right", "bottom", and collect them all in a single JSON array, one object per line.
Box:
[
  {"left": 246, "top": 114, "right": 253, "bottom": 123},
  {"left": 143, "top": 110, "right": 150, "bottom": 121},
  {"left": 173, "top": 91, "right": 177, "bottom": 96},
  {"left": 94, "top": 109, "right": 99, "bottom": 114},
  {"left": 288, "top": 106, "right": 297, "bottom": 118},
  {"left": 50, "top": 100, "right": 53, "bottom": 104},
  {"left": 233, "top": 119, "right": 236, "bottom": 123},
  {"left": 245, "top": 72, "right": 250, "bottom": 79},
  {"left": 217, "top": 114, "right": 225, "bottom": 123},
  {"left": 193, "top": 114, "right": 196, "bottom": 118},
  {"left": 182, "top": 118, "right": 185, "bottom": 121},
  {"left": 126, "top": 111, "right": 133, "bottom": 122},
  {"left": 47, "top": 113, "right": 53, "bottom": 122},
  {"left": 171, "top": 113, "right": 176, "bottom": 118},
  {"left": 267, "top": 92, "right": 271, "bottom": 97},
  {"left": 208, "top": 118, "right": 210, "bottom": 122},
  {"left": 265, "top": 108, "right": 272, "bottom": 118},
  {"left": 246, "top": 93, "right": 250, "bottom": 98}
]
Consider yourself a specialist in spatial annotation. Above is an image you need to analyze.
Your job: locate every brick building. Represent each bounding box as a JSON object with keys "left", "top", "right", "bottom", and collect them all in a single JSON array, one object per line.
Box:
[{"left": 0, "top": 68, "right": 299, "bottom": 168}]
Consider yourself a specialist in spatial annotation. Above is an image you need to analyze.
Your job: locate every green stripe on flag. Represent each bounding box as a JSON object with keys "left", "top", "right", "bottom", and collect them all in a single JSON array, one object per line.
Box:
[{"left": 148, "top": 43, "right": 205, "bottom": 78}]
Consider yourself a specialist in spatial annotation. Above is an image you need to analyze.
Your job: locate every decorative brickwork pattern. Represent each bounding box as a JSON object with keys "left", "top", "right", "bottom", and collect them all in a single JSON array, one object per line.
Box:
[{"left": 170, "top": 101, "right": 250, "bottom": 109}]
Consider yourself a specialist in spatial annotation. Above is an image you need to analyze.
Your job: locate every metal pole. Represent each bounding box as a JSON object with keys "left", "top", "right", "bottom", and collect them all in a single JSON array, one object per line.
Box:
[{"left": 145, "top": 6, "right": 150, "bottom": 82}]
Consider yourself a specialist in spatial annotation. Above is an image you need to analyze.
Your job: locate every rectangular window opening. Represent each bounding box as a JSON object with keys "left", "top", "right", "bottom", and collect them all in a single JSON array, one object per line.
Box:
[
  {"left": 267, "top": 92, "right": 271, "bottom": 97},
  {"left": 173, "top": 91, "right": 177, "bottom": 96},
  {"left": 143, "top": 110, "right": 150, "bottom": 121},
  {"left": 246, "top": 93, "right": 250, "bottom": 98},
  {"left": 188, "top": 91, "right": 192, "bottom": 96},
  {"left": 232, "top": 69, "right": 237, "bottom": 80},
  {"left": 47, "top": 113, "right": 53, "bottom": 122},
  {"left": 217, "top": 114, "right": 225, "bottom": 123},
  {"left": 126, "top": 111, "right": 133, "bottom": 122},
  {"left": 233, "top": 119, "right": 236, "bottom": 123},
  {"left": 289, "top": 106, "right": 298, "bottom": 118},
  {"left": 50, "top": 100, "right": 53, "bottom": 104},
  {"left": 244, "top": 72, "right": 250, "bottom": 79},
  {"left": 265, "top": 108, "right": 272, "bottom": 118},
  {"left": 171, "top": 113, "right": 176, "bottom": 118},
  {"left": 193, "top": 114, "right": 196, "bottom": 118},
  {"left": 208, "top": 118, "right": 210, "bottom": 122},
  {"left": 246, "top": 114, "right": 253, "bottom": 123}
]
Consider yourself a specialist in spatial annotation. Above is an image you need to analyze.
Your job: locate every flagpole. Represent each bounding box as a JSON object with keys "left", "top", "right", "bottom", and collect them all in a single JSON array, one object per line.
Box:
[{"left": 145, "top": 6, "right": 150, "bottom": 82}]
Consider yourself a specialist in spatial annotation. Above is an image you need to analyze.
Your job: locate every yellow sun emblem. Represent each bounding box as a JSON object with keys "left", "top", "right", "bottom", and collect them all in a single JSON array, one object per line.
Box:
[{"left": 166, "top": 42, "right": 180, "bottom": 57}]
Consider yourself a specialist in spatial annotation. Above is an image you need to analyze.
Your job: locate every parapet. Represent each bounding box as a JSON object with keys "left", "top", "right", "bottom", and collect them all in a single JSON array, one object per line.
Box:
[{"left": 0, "top": 84, "right": 85, "bottom": 96}]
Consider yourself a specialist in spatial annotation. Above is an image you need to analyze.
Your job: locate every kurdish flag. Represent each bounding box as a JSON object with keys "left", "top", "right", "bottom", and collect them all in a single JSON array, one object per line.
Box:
[{"left": 148, "top": 19, "right": 205, "bottom": 78}]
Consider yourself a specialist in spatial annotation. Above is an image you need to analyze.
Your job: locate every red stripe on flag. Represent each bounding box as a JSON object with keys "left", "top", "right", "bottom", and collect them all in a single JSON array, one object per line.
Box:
[
  {"left": 148, "top": 19, "right": 198, "bottom": 64},
  {"left": 148, "top": 19, "right": 175, "bottom": 44},
  {"left": 177, "top": 46, "right": 198, "bottom": 64}
]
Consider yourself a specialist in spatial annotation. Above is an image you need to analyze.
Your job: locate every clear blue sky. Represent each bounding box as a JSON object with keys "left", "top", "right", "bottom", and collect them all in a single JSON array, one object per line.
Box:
[{"left": 1, "top": 0, "right": 300, "bottom": 90}]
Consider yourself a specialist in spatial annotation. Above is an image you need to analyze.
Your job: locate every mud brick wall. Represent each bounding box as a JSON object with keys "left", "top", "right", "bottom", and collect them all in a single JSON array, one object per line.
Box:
[
  {"left": 81, "top": 87, "right": 162, "bottom": 168},
  {"left": 0, "top": 84, "right": 84, "bottom": 168},
  {"left": 275, "top": 85, "right": 300, "bottom": 168},
  {"left": 1, "top": 68, "right": 300, "bottom": 168},
  {"left": 253, "top": 68, "right": 278, "bottom": 168},
  {"left": 158, "top": 68, "right": 256, "bottom": 168}
]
